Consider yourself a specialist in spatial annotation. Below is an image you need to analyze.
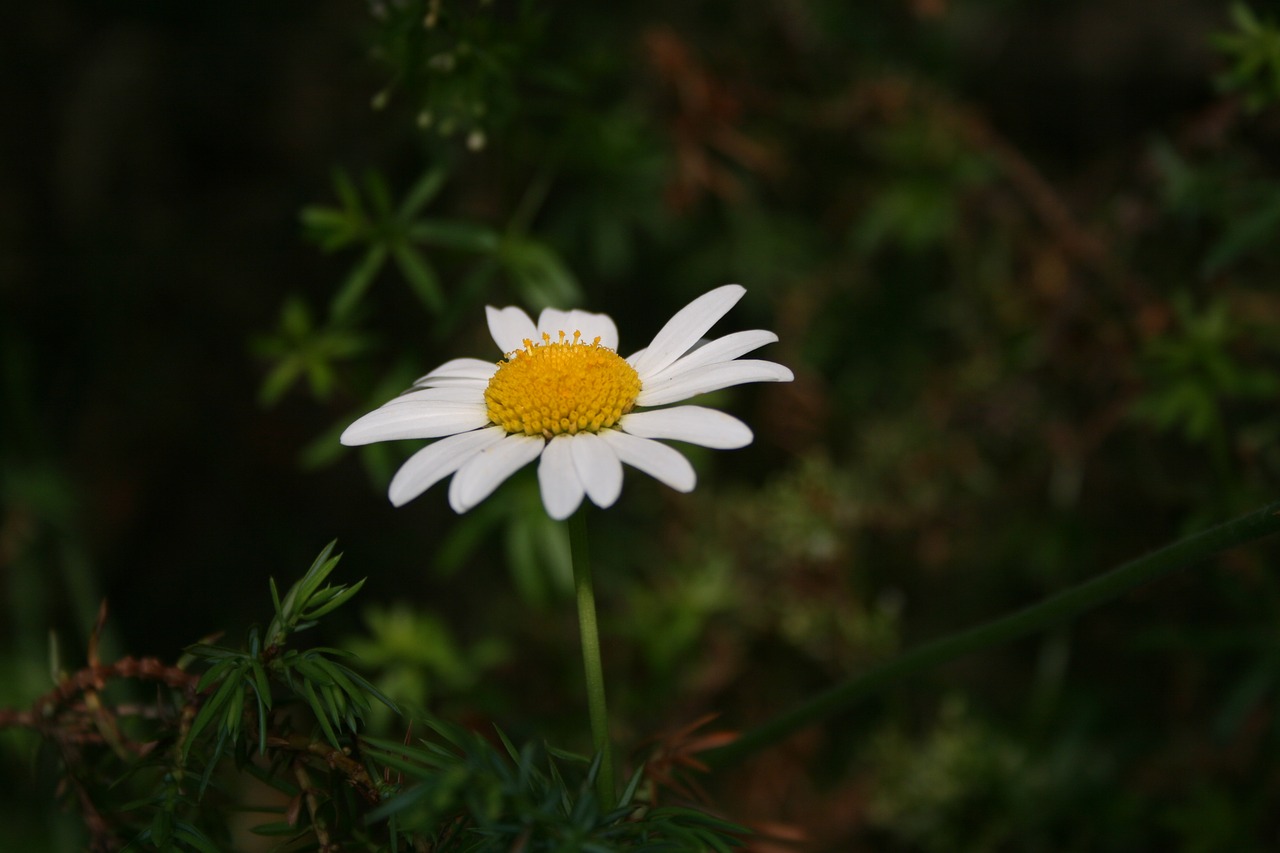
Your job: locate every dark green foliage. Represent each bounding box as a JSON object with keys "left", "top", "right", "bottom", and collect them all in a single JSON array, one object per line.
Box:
[
  {"left": 7, "top": 0, "right": 1280, "bottom": 850},
  {"left": 185, "top": 542, "right": 389, "bottom": 762},
  {"left": 1, "top": 546, "right": 743, "bottom": 851},
  {"left": 364, "top": 723, "right": 744, "bottom": 851},
  {"left": 1214, "top": 3, "right": 1280, "bottom": 110}
]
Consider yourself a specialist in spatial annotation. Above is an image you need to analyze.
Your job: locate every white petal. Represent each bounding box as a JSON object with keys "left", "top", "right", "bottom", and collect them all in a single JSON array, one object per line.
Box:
[
  {"left": 388, "top": 427, "right": 506, "bottom": 507},
  {"left": 648, "top": 330, "right": 778, "bottom": 379},
  {"left": 569, "top": 432, "right": 624, "bottom": 509},
  {"left": 536, "top": 309, "right": 619, "bottom": 351},
  {"left": 629, "top": 285, "right": 745, "bottom": 379},
  {"left": 620, "top": 406, "right": 753, "bottom": 449},
  {"left": 341, "top": 404, "right": 491, "bottom": 445},
  {"left": 538, "top": 436, "right": 585, "bottom": 520},
  {"left": 448, "top": 434, "right": 545, "bottom": 513},
  {"left": 410, "top": 376, "right": 491, "bottom": 391},
  {"left": 635, "top": 360, "right": 794, "bottom": 407},
  {"left": 486, "top": 305, "right": 538, "bottom": 354},
  {"left": 385, "top": 386, "right": 485, "bottom": 405},
  {"left": 600, "top": 430, "right": 696, "bottom": 493},
  {"left": 414, "top": 358, "right": 498, "bottom": 386}
]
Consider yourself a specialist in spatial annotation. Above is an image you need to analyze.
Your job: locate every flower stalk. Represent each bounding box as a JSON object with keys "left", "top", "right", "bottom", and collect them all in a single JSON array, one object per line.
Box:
[{"left": 570, "top": 509, "right": 615, "bottom": 805}]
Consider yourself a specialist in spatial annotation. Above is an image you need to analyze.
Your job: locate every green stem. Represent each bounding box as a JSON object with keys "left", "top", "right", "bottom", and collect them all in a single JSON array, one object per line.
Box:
[
  {"left": 707, "top": 499, "right": 1280, "bottom": 768},
  {"left": 570, "top": 510, "right": 615, "bottom": 805}
]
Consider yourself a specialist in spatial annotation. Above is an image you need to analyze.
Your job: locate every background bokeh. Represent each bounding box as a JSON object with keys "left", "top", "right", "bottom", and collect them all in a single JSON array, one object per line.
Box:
[{"left": 5, "top": 0, "right": 1280, "bottom": 849}]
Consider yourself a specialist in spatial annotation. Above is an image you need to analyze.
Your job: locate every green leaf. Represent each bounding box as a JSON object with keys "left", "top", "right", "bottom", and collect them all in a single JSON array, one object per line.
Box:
[
  {"left": 1213, "top": 3, "right": 1280, "bottom": 108},
  {"left": 304, "top": 357, "right": 335, "bottom": 400},
  {"left": 306, "top": 655, "right": 368, "bottom": 714},
  {"left": 300, "top": 206, "right": 359, "bottom": 251},
  {"left": 392, "top": 243, "right": 446, "bottom": 313},
  {"left": 300, "top": 577, "right": 367, "bottom": 621},
  {"left": 498, "top": 236, "right": 581, "bottom": 308},
  {"left": 365, "top": 170, "right": 395, "bottom": 219},
  {"left": 303, "top": 678, "right": 341, "bottom": 748},
  {"left": 188, "top": 644, "right": 244, "bottom": 664},
  {"left": 617, "top": 765, "right": 645, "bottom": 808},
  {"left": 249, "top": 660, "right": 272, "bottom": 707},
  {"left": 258, "top": 357, "right": 305, "bottom": 407},
  {"left": 254, "top": 295, "right": 370, "bottom": 407},
  {"left": 406, "top": 218, "right": 501, "bottom": 252},
  {"left": 185, "top": 667, "right": 244, "bottom": 758},
  {"left": 322, "top": 681, "right": 346, "bottom": 724},
  {"left": 149, "top": 808, "right": 173, "bottom": 848},
  {"left": 276, "top": 542, "right": 343, "bottom": 634},
  {"left": 398, "top": 166, "right": 449, "bottom": 218},
  {"left": 330, "top": 244, "right": 389, "bottom": 321},
  {"left": 292, "top": 656, "right": 336, "bottom": 688},
  {"left": 269, "top": 577, "right": 283, "bottom": 621},
  {"left": 268, "top": 540, "right": 343, "bottom": 640},
  {"left": 1231, "top": 2, "right": 1259, "bottom": 33},
  {"left": 225, "top": 681, "right": 247, "bottom": 741},
  {"left": 494, "top": 727, "right": 521, "bottom": 764},
  {"left": 1201, "top": 192, "right": 1280, "bottom": 276},
  {"left": 325, "top": 660, "right": 400, "bottom": 714},
  {"left": 365, "top": 781, "right": 433, "bottom": 823},
  {"left": 332, "top": 168, "right": 365, "bottom": 220},
  {"left": 250, "top": 672, "right": 270, "bottom": 754},
  {"left": 195, "top": 658, "right": 238, "bottom": 693},
  {"left": 299, "top": 205, "right": 351, "bottom": 233}
]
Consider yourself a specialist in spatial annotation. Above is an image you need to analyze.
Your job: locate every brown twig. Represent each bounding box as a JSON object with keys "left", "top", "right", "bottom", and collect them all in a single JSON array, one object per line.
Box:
[
  {"left": 267, "top": 733, "right": 385, "bottom": 805},
  {"left": 0, "top": 656, "right": 200, "bottom": 732},
  {"left": 0, "top": 605, "right": 402, "bottom": 849},
  {"left": 294, "top": 759, "right": 341, "bottom": 852}
]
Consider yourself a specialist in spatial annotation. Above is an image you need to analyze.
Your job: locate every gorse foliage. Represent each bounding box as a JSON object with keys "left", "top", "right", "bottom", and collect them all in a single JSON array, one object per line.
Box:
[
  {"left": 0, "top": 545, "right": 745, "bottom": 851},
  {"left": 363, "top": 723, "right": 744, "bottom": 851},
  {"left": 186, "top": 542, "right": 383, "bottom": 762}
]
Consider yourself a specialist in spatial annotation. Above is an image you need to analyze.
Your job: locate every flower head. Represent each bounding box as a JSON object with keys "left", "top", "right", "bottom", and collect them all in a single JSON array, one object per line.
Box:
[{"left": 341, "top": 285, "right": 793, "bottom": 519}]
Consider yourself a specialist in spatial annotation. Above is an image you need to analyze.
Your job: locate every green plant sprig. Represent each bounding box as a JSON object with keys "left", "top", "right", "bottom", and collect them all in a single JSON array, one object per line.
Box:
[
  {"left": 184, "top": 542, "right": 395, "bottom": 771},
  {"left": 361, "top": 719, "right": 746, "bottom": 851}
]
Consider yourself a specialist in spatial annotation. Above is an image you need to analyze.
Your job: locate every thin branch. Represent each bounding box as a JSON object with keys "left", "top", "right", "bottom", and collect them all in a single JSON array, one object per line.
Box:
[
  {"left": 707, "top": 500, "right": 1280, "bottom": 767},
  {"left": 267, "top": 734, "right": 385, "bottom": 805},
  {"left": 0, "top": 656, "right": 199, "bottom": 731}
]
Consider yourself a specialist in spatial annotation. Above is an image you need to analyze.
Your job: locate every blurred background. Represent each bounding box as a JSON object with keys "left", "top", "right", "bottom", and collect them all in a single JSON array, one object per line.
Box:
[{"left": 4, "top": 0, "right": 1280, "bottom": 848}]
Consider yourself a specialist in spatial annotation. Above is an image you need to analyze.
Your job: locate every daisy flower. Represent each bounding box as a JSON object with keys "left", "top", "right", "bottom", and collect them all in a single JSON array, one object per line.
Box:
[{"left": 341, "top": 284, "right": 793, "bottom": 519}]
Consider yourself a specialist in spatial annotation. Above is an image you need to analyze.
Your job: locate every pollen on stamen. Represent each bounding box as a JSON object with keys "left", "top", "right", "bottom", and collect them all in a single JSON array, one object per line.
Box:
[{"left": 484, "top": 329, "right": 641, "bottom": 438}]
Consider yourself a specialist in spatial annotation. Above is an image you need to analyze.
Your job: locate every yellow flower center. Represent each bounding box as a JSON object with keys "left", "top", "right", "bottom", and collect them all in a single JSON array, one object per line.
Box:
[{"left": 484, "top": 330, "right": 642, "bottom": 438}]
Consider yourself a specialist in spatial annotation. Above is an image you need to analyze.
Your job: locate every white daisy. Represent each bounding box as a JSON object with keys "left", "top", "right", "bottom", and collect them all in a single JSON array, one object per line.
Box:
[{"left": 340, "top": 284, "right": 793, "bottom": 520}]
